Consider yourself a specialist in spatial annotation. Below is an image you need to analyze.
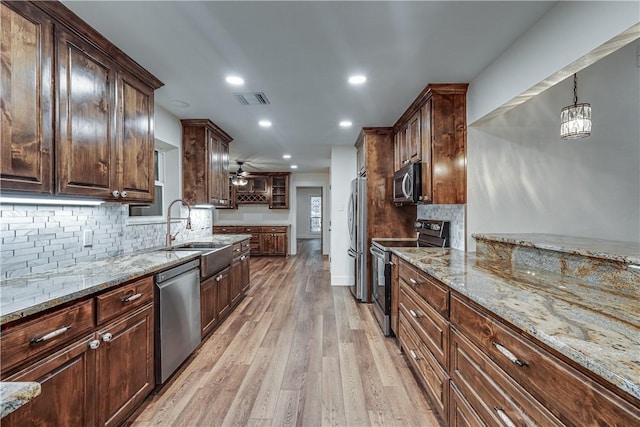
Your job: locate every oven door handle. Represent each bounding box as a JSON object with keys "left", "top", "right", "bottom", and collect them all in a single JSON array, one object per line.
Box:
[{"left": 369, "top": 246, "right": 386, "bottom": 259}]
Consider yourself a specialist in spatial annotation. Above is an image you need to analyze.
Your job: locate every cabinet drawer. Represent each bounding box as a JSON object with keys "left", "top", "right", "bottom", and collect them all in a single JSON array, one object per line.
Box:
[
  {"left": 450, "top": 384, "right": 486, "bottom": 427},
  {"left": 96, "top": 276, "right": 153, "bottom": 325},
  {"left": 240, "top": 226, "right": 259, "bottom": 233},
  {"left": 1, "top": 299, "right": 95, "bottom": 375},
  {"left": 232, "top": 242, "right": 243, "bottom": 257},
  {"left": 399, "top": 312, "right": 449, "bottom": 420},
  {"left": 213, "top": 226, "right": 236, "bottom": 234},
  {"left": 261, "top": 226, "right": 287, "bottom": 233},
  {"left": 241, "top": 239, "right": 251, "bottom": 253},
  {"left": 450, "top": 293, "right": 640, "bottom": 426},
  {"left": 399, "top": 284, "right": 448, "bottom": 368},
  {"left": 398, "top": 260, "right": 448, "bottom": 317},
  {"left": 450, "top": 329, "right": 563, "bottom": 427}
]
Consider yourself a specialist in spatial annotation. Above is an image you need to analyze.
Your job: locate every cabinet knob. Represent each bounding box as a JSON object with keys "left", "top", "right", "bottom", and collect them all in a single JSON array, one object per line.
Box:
[
  {"left": 102, "top": 333, "right": 113, "bottom": 342},
  {"left": 120, "top": 191, "right": 128, "bottom": 198},
  {"left": 112, "top": 190, "right": 120, "bottom": 198},
  {"left": 418, "top": 196, "right": 423, "bottom": 201},
  {"left": 89, "top": 339, "right": 100, "bottom": 350}
]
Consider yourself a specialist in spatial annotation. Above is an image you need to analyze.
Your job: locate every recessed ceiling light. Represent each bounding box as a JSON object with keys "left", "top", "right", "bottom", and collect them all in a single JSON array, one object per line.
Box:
[
  {"left": 348, "top": 75, "right": 367, "bottom": 85},
  {"left": 225, "top": 75, "right": 244, "bottom": 86},
  {"left": 169, "top": 100, "right": 190, "bottom": 108},
  {"left": 283, "top": 154, "right": 291, "bottom": 159},
  {"left": 290, "top": 165, "right": 298, "bottom": 169},
  {"left": 339, "top": 120, "right": 352, "bottom": 127},
  {"left": 258, "top": 120, "right": 272, "bottom": 128}
]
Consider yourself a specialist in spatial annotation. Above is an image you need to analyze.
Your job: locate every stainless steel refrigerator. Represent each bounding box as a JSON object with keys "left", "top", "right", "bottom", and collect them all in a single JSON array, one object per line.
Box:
[{"left": 347, "top": 176, "right": 368, "bottom": 302}]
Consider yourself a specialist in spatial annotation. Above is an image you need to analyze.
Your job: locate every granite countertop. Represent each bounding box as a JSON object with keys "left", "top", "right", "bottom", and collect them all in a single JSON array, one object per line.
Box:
[
  {"left": 389, "top": 246, "right": 640, "bottom": 401},
  {"left": 473, "top": 233, "right": 640, "bottom": 265},
  {"left": 0, "top": 234, "right": 251, "bottom": 325},
  {"left": 0, "top": 382, "right": 41, "bottom": 418}
]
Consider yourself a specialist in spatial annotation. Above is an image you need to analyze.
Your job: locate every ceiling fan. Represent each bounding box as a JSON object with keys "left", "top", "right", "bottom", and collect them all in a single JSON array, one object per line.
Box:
[{"left": 232, "top": 161, "right": 249, "bottom": 186}]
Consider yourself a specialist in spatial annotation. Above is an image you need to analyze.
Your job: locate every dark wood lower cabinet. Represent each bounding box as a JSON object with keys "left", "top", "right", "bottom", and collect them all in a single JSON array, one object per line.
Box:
[
  {"left": 213, "top": 226, "right": 288, "bottom": 256},
  {"left": 96, "top": 303, "right": 154, "bottom": 427},
  {"left": 216, "top": 267, "right": 231, "bottom": 321},
  {"left": 3, "top": 335, "right": 97, "bottom": 426},
  {"left": 449, "top": 384, "right": 485, "bottom": 427},
  {"left": 230, "top": 256, "right": 243, "bottom": 306},
  {"left": 200, "top": 274, "right": 218, "bottom": 338},
  {"left": 240, "top": 252, "right": 250, "bottom": 293}
]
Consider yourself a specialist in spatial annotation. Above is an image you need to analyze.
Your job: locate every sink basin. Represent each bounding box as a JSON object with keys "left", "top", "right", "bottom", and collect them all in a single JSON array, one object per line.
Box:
[{"left": 166, "top": 243, "right": 232, "bottom": 278}]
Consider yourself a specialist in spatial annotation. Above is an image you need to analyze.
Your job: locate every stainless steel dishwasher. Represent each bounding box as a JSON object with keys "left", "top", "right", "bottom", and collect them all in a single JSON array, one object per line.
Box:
[{"left": 155, "top": 259, "right": 201, "bottom": 384}]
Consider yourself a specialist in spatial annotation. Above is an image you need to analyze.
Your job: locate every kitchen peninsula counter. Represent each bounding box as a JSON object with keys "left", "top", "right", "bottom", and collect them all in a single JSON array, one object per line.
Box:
[
  {"left": 0, "top": 234, "right": 250, "bottom": 325},
  {"left": 389, "top": 245, "right": 640, "bottom": 402}
]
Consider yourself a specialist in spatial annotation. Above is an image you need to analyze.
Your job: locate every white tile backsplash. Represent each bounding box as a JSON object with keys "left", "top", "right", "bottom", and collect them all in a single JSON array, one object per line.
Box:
[
  {"left": 0, "top": 203, "right": 213, "bottom": 279},
  {"left": 417, "top": 204, "right": 465, "bottom": 251}
]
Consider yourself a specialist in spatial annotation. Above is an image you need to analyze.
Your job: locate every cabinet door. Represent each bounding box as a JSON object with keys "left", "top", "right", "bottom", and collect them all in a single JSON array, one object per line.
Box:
[
  {"left": 116, "top": 72, "right": 154, "bottom": 202},
  {"left": 269, "top": 174, "right": 289, "bottom": 209},
  {"left": 206, "top": 130, "right": 218, "bottom": 204},
  {"left": 390, "top": 255, "right": 399, "bottom": 337},
  {"left": 240, "top": 253, "right": 250, "bottom": 293},
  {"left": 0, "top": 2, "right": 53, "bottom": 194},
  {"left": 260, "top": 233, "right": 275, "bottom": 255},
  {"left": 274, "top": 233, "right": 287, "bottom": 256},
  {"left": 56, "top": 27, "right": 117, "bottom": 198},
  {"left": 218, "top": 139, "right": 230, "bottom": 205},
  {"left": 230, "top": 257, "right": 243, "bottom": 306},
  {"left": 96, "top": 303, "right": 154, "bottom": 427},
  {"left": 398, "top": 126, "right": 409, "bottom": 166},
  {"left": 3, "top": 335, "right": 97, "bottom": 427},
  {"left": 408, "top": 110, "right": 421, "bottom": 162},
  {"left": 201, "top": 275, "right": 218, "bottom": 337},
  {"left": 252, "top": 176, "right": 268, "bottom": 193},
  {"left": 420, "top": 100, "right": 433, "bottom": 203},
  {"left": 216, "top": 267, "right": 231, "bottom": 320}
]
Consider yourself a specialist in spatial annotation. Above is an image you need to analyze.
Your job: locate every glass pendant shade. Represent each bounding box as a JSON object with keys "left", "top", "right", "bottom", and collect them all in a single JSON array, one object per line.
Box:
[
  {"left": 232, "top": 175, "right": 247, "bottom": 186},
  {"left": 560, "top": 103, "right": 591, "bottom": 139},
  {"left": 560, "top": 73, "right": 591, "bottom": 140}
]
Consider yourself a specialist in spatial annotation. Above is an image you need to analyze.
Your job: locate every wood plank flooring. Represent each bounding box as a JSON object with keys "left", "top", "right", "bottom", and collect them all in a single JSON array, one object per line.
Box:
[{"left": 130, "top": 239, "right": 439, "bottom": 426}]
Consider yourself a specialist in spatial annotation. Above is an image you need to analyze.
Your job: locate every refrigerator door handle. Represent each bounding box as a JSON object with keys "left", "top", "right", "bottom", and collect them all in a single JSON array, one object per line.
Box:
[{"left": 347, "top": 248, "right": 358, "bottom": 258}]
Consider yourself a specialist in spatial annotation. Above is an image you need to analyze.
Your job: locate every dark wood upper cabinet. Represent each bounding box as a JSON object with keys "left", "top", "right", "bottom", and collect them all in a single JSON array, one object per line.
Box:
[
  {"left": 393, "top": 84, "right": 467, "bottom": 205},
  {"left": 1, "top": 1, "right": 163, "bottom": 202},
  {"left": 56, "top": 26, "right": 117, "bottom": 199},
  {"left": 181, "top": 119, "right": 233, "bottom": 207},
  {"left": 268, "top": 173, "right": 289, "bottom": 209},
  {"left": 0, "top": 2, "right": 54, "bottom": 194}
]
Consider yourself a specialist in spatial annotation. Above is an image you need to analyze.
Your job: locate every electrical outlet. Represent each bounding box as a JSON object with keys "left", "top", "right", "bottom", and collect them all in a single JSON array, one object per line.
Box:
[{"left": 83, "top": 229, "right": 93, "bottom": 247}]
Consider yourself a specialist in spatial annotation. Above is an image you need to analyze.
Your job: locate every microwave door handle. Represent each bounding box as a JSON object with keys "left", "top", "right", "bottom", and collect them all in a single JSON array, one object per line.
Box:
[{"left": 402, "top": 173, "right": 411, "bottom": 199}]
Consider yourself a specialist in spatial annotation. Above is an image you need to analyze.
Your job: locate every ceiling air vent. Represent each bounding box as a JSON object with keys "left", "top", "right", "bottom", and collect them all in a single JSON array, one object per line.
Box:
[{"left": 233, "top": 92, "right": 270, "bottom": 105}]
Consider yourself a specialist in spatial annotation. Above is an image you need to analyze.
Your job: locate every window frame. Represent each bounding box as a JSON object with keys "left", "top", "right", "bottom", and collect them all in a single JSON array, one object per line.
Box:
[
  {"left": 309, "top": 195, "right": 322, "bottom": 233},
  {"left": 127, "top": 150, "right": 167, "bottom": 224}
]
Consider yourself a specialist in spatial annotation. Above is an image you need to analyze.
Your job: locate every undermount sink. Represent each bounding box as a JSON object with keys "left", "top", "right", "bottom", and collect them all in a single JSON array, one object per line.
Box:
[{"left": 166, "top": 243, "right": 233, "bottom": 278}]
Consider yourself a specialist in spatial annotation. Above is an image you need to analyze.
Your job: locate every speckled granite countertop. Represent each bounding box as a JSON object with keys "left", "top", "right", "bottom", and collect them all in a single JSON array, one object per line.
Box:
[
  {"left": 473, "top": 233, "right": 640, "bottom": 265},
  {"left": 0, "top": 382, "right": 41, "bottom": 418},
  {"left": 0, "top": 234, "right": 251, "bottom": 325},
  {"left": 390, "top": 247, "right": 640, "bottom": 401}
]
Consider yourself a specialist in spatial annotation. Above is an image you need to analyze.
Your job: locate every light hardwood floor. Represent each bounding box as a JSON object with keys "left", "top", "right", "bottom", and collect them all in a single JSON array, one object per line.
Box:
[{"left": 130, "top": 239, "right": 440, "bottom": 426}]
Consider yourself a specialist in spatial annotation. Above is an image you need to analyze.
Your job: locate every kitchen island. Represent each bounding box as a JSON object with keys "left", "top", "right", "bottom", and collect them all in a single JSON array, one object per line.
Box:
[{"left": 388, "top": 233, "right": 639, "bottom": 425}]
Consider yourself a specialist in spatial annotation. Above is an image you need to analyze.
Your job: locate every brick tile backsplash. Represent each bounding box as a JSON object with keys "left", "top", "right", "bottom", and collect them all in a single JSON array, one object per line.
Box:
[{"left": 0, "top": 203, "right": 213, "bottom": 279}]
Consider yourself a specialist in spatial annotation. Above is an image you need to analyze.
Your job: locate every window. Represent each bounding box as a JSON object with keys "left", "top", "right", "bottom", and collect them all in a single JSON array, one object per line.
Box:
[
  {"left": 128, "top": 150, "right": 165, "bottom": 221},
  {"left": 310, "top": 196, "right": 322, "bottom": 233}
]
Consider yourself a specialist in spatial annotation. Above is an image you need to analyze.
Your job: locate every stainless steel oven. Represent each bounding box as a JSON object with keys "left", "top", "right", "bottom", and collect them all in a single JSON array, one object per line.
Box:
[{"left": 370, "top": 220, "right": 450, "bottom": 337}]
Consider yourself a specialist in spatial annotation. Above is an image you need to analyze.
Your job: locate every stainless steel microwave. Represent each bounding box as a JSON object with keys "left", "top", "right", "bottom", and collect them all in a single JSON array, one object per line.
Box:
[{"left": 393, "top": 162, "right": 421, "bottom": 204}]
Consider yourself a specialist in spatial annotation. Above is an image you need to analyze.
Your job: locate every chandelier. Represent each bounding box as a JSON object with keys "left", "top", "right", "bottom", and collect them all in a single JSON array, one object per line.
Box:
[{"left": 560, "top": 73, "right": 591, "bottom": 139}]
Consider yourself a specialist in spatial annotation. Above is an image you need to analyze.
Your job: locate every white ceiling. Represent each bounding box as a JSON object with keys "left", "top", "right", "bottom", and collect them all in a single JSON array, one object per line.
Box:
[{"left": 61, "top": 1, "right": 556, "bottom": 174}]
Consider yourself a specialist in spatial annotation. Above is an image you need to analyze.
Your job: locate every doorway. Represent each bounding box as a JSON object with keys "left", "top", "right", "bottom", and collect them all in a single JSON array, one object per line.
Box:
[{"left": 296, "top": 186, "right": 323, "bottom": 253}]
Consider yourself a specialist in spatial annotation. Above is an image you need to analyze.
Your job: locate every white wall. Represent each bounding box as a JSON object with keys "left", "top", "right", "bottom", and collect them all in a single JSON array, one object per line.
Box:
[
  {"left": 467, "top": 42, "right": 640, "bottom": 251},
  {"left": 468, "top": 1, "right": 640, "bottom": 125},
  {"left": 329, "top": 146, "right": 357, "bottom": 286},
  {"left": 296, "top": 187, "right": 322, "bottom": 238}
]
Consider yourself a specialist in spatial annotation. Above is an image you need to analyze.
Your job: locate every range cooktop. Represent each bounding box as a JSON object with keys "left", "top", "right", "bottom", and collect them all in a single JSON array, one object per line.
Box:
[{"left": 372, "top": 239, "right": 419, "bottom": 249}]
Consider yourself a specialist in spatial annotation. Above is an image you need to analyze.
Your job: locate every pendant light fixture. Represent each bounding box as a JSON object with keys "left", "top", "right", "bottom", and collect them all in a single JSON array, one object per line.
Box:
[
  {"left": 560, "top": 73, "right": 591, "bottom": 139},
  {"left": 232, "top": 161, "right": 248, "bottom": 186}
]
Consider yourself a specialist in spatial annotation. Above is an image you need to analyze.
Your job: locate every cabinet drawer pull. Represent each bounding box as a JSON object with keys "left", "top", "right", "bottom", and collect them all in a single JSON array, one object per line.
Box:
[
  {"left": 112, "top": 190, "right": 120, "bottom": 198},
  {"left": 88, "top": 339, "right": 100, "bottom": 350},
  {"left": 121, "top": 293, "right": 143, "bottom": 303},
  {"left": 120, "top": 191, "right": 128, "bottom": 198},
  {"left": 240, "top": 255, "right": 246, "bottom": 260},
  {"left": 234, "top": 248, "right": 241, "bottom": 252},
  {"left": 409, "top": 309, "right": 420, "bottom": 318},
  {"left": 409, "top": 278, "right": 418, "bottom": 285},
  {"left": 102, "top": 333, "right": 113, "bottom": 342},
  {"left": 494, "top": 407, "right": 517, "bottom": 427},
  {"left": 492, "top": 341, "right": 528, "bottom": 367},
  {"left": 409, "top": 349, "right": 421, "bottom": 360},
  {"left": 30, "top": 325, "right": 72, "bottom": 344}
]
